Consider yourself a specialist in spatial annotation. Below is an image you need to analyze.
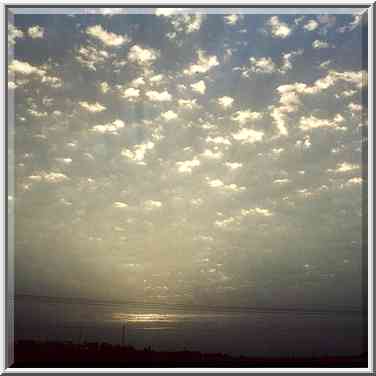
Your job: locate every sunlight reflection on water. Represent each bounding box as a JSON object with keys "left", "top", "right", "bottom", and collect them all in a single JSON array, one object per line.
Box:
[{"left": 111, "top": 312, "right": 231, "bottom": 323}]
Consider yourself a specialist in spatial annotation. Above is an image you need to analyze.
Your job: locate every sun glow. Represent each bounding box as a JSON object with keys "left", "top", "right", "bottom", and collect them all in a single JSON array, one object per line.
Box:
[{"left": 112, "top": 313, "right": 179, "bottom": 323}]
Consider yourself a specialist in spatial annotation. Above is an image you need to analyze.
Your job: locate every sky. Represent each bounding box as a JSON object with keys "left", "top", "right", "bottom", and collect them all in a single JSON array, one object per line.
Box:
[{"left": 8, "top": 8, "right": 368, "bottom": 311}]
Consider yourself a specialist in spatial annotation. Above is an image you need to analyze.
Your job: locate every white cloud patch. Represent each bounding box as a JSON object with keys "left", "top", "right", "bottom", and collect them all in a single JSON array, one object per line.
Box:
[
  {"left": 337, "top": 15, "right": 362, "bottom": 33},
  {"left": 206, "top": 136, "right": 231, "bottom": 146},
  {"left": 113, "top": 201, "right": 128, "bottom": 208},
  {"left": 122, "top": 87, "right": 140, "bottom": 100},
  {"left": 334, "top": 162, "right": 360, "bottom": 173},
  {"left": 279, "top": 49, "right": 303, "bottom": 73},
  {"left": 304, "top": 19, "right": 319, "bottom": 31},
  {"left": 121, "top": 141, "right": 155, "bottom": 164},
  {"left": 249, "top": 57, "right": 276, "bottom": 74},
  {"left": 217, "top": 96, "right": 234, "bottom": 108},
  {"left": 176, "top": 159, "right": 201, "bottom": 173},
  {"left": 345, "top": 177, "right": 362, "bottom": 185},
  {"left": 8, "top": 24, "right": 24, "bottom": 46},
  {"left": 43, "top": 172, "right": 69, "bottom": 184},
  {"left": 128, "top": 45, "right": 158, "bottom": 65},
  {"left": 9, "top": 59, "right": 45, "bottom": 76},
  {"left": 76, "top": 45, "right": 109, "bottom": 71},
  {"left": 161, "top": 110, "right": 178, "bottom": 121},
  {"left": 232, "top": 128, "right": 264, "bottom": 144},
  {"left": 28, "top": 25, "right": 44, "bottom": 39},
  {"left": 312, "top": 40, "right": 330, "bottom": 49},
  {"left": 156, "top": 10, "right": 205, "bottom": 34},
  {"left": 299, "top": 114, "right": 345, "bottom": 131},
  {"left": 267, "top": 16, "right": 292, "bottom": 38},
  {"left": 178, "top": 98, "right": 198, "bottom": 109},
  {"left": 201, "top": 149, "right": 223, "bottom": 159},
  {"left": 190, "top": 80, "right": 206, "bottom": 94},
  {"left": 241, "top": 207, "right": 273, "bottom": 217},
  {"left": 79, "top": 101, "right": 106, "bottom": 112},
  {"left": 225, "top": 162, "right": 243, "bottom": 170},
  {"left": 184, "top": 50, "right": 219, "bottom": 76},
  {"left": 86, "top": 25, "right": 128, "bottom": 47},
  {"left": 144, "top": 200, "right": 163, "bottom": 210},
  {"left": 91, "top": 119, "right": 125, "bottom": 134},
  {"left": 224, "top": 14, "right": 240, "bottom": 25},
  {"left": 231, "top": 110, "right": 262, "bottom": 124},
  {"left": 207, "top": 178, "right": 245, "bottom": 192},
  {"left": 146, "top": 90, "right": 172, "bottom": 102},
  {"left": 56, "top": 158, "right": 72, "bottom": 165},
  {"left": 215, "top": 217, "right": 236, "bottom": 228}
]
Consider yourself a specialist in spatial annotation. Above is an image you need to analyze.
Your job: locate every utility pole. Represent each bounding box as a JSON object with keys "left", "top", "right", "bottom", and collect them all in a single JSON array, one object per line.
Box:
[{"left": 121, "top": 322, "right": 126, "bottom": 347}]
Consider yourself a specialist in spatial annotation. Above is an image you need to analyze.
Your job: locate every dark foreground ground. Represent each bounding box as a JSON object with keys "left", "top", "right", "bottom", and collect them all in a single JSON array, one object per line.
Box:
[{"left": 12, "top": 340, "right": 367, "bottom": 368}]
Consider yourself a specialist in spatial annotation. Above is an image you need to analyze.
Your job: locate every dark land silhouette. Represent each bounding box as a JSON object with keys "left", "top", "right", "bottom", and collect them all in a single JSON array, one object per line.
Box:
[{"left": 12, "top": 340, "right": 367, "bottom": 368}]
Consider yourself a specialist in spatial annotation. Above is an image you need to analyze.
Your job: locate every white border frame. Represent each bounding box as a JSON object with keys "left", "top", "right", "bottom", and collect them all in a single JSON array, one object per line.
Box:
[{"left": 1, "top": 0, "right": 374, "bottom": 373}]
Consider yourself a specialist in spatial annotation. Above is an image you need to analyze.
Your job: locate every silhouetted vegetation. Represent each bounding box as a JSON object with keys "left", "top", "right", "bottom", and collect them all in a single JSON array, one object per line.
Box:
[{"left": 13, "top": 340, "right": 367, "bottom": 368}]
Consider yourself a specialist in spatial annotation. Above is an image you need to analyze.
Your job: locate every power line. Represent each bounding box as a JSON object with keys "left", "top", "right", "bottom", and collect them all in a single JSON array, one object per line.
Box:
[{"left": 13, "top": 293, "right": 363, "bottom": 316}]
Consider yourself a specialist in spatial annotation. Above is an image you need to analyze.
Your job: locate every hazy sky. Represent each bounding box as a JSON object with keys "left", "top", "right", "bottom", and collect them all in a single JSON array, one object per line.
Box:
[{"left": 8, "top": 8, "right": 367, "bottom": 310}]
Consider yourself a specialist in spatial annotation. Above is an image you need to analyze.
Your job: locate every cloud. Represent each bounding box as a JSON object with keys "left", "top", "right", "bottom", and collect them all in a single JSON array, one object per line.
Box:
[
  {"left": 337, "top": 14, "right": 362, "bottom": 33},
  {"left": 224, "top": 14, "right": 240, "bottom": 25},
  {"left": 312, "top": 40, "right": 330, "bottom": 49},
  {"left": 176, "top": 158, "right": 201, "bottom": 173},
  {"left": 122, "top": 87, "right": 140, "bottom": 100},
  {"left": 146, "top": 90, "right": 172, "bottom": 102},
  {"left": 231, "top": 110, "right": 262, "bottom": 124},
  {"left": 304, "top": 19, "right": 319, "bottom": 31},
  {"left": 214, "top": 217, "right": 236, "bottom": 228},
  {"left": 128, "top": 45, "right": 158, "bottom": 65},
  {"left": 345, "top": 177, "right": 362, "bottom": 185},
  {"left": 348, "top": 102, "right": 362, "bottom": 114},
  {"left": 43, "top": 172, "right": 69, "bottom": 184},
  {"left": 273, "top": 178, "right": 291, "bottom": 184},
  {"left": 144, "top": 200, "right": 163, "bottom": 210},
  {"left": 206, "top": 136, "right": 231, "bottom": 145},
  {"left": 250, "top": 57, "right": 277, "bottom": 74},
  {"left": 156, "top": 10, "right": 205, "bottom": 34},
  {"left": 334, "top": 162, "right": 360, "bottom": 173},
  {"left": 99, "top": 81, "right": 110, "bottom": 94},
  {"left": 161, "top": 110, "right": 178, "bottom": 121},
  {"left": 41, "top": 75, "right": 63, "bottom": 88},
  {"left": 190, "top": 80, "right": 206, "bottom": 94},
  {"left": 131, "top": 77, "right": 146, "bottom": 87},
  {"left": 201, "top": 149, "right": 223, "bottom": 159},
  {"left": 9, "top": 59, "right": 45, "bottom": 76},
  {"left": 149, "top": 74, "right": 164, "bottom": 83},
  {"left": 91, "top": 119, "right": 125, "bottom": 134},
  {"left": 121, "top": 141, "right": 154, "bottom": 164},
  {"left": 190, "top": 198, "right": 203, "bottom": 206},
  {"left": 56, "top": 158, "right": 73, "bottom": 165},
  {"left": 8, "top": 24, "right": 24, "bottom": 46},
  {"left": 225, "top": 162, "right": 242, "bottom": 170},
  {"left": 184, "top": 50, "right": 219, "bottom": 75},
  {"left": 76, "top": 45, "right": 109, "bottom": 71},
  {"left": 217, "top": 96, "right": 234, "bottom": 108},
  {"left": 113, "top": 202, "right": 128, "bottom": 208},
  {"left": 178, "top": 98, "right": 198, "bottom": 109},
  {"left": 241, "top": 207, "right": 273, "bottom": 217},
  {"left": 86, "top": 25, "right": 128, "bottom": 47},
  {"left": 28, "top": 25, "right": 44, "bottom": 39},
  {"left": 295, "top": 136, "right": 312, "bottom": 149},
  {"left": 207, "top": 178, "right": 245, "bottom": 192},
  {"left": 299, "top": 114, "right": 345, "bottom": 131},
  {"left": 267, "top": 16, "right": 292, "bottom": 38},
  {"left": 232, "top": 128, "right": 264, "bottom": 144},
  {"left": 279, "top": 49, "right": 303, "bottom": 73},
  {"left": 79, "top": 101, "right": 106, "bottom": 112},
  {"left": 244, "top": 50, "right": 302, "bottom": 76}
]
